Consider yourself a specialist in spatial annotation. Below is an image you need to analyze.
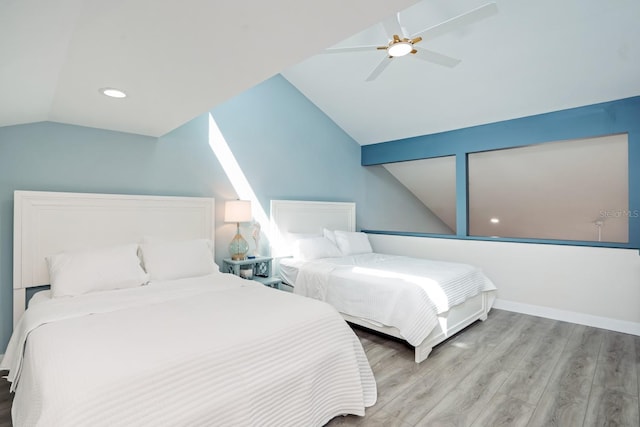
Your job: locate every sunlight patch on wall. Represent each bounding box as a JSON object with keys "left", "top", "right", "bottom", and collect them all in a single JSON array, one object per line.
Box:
[{"left": 207, "top": 114, "right": 270, "bottom": 243}]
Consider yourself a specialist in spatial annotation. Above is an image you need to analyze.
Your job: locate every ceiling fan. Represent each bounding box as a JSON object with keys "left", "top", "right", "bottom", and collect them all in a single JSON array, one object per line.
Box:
[{"left": 323, "top": 2, "right": 498, "bottom": 82}]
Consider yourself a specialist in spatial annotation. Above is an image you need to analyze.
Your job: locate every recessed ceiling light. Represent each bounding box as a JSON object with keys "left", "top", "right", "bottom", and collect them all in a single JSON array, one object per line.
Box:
[
  {"left": 490, "top": 217, "right": 500, "bottom": 224},
  {"left": 100, "top": 87, "right": 127, "bottom": 98}
]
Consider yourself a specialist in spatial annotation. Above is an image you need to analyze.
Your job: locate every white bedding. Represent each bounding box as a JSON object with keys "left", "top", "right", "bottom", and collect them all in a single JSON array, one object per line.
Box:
[
  {"left": 1, "top": 273, "right": 376, "bottom": 427},
  {"left": 282, "top": 253, "right": 496, "bottom": 346}
]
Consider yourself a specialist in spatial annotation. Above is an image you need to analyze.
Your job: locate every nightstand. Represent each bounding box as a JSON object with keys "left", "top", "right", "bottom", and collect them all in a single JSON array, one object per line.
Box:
[{"left": 222, "top": 256, "right": 282, "bottom": 289}]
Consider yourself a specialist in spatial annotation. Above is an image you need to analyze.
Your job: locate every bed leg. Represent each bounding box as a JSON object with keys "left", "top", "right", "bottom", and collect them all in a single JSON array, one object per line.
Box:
[
  {"left": 479, "top": 293, "right": 490, "bottom": 322},
  {"left": 414, "top": 344, "right": 432, "bottom": 363}
]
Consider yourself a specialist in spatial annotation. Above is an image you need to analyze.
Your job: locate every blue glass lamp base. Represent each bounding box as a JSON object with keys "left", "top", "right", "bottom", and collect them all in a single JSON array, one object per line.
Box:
[{"left": 229, "top": 233, "right": 249, "bottom": 261}]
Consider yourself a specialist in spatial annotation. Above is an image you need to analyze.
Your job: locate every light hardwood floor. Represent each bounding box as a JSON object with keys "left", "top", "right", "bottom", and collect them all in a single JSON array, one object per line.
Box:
[
  {"left": 327, "top": 309, "right": 640, "bottom": 427},
  {"left": 1, "top": 309, "right": 638, "bottom": 426}
]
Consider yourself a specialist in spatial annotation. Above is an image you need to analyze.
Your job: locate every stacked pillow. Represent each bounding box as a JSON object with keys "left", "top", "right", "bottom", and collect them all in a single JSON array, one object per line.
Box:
[
  {"left": 139, "top": 238, "right": 217, "bottom": 281},
  {"left": 332, "top": 230, "right": 373, "bottom": 256},
  {"left": 44, "top": 230, "right": 374, "bottom": 297},
  {"left": 289, "top": 229, "right": 373, "bottom": 260},
  {"left": 46, "top": 238, "right": 218, "bottom": 298},
  {"left": 292, "top": 236, "right": 341, "bottom": 261},
  {"left": 47, "top": 244, "right": 149, "bottom": 298}
]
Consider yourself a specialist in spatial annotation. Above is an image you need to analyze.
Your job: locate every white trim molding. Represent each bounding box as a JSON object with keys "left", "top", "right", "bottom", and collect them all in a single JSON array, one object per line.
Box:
[
  {"left": 494, "top": 299, "right": 640, "bottom": 336},
  {"left": 367, "top": 233, "right": 640, "bottom": 338}
]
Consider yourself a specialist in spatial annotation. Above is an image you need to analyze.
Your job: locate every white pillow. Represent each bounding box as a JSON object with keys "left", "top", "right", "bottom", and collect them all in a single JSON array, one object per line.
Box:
[
  {"left": 285, "top": 231, "right": 320, "bottom": 249},
  {"left": 334, "top": 231, "right": 373, "bottom": 256},
  {"left": 293, "top": 237, "right": 342, "bottom": 261},
  {"left": 47, "top": 244, "right": 149, "bottom": 298},
  {"left": 323, "top": 228, "right": 337, "bottom": 246},
  {"left": 286, "top": 232, "right": 321, "bottom": 241},
  {"left": 140, "top": 238, "right": 217, "bottom": 281}
]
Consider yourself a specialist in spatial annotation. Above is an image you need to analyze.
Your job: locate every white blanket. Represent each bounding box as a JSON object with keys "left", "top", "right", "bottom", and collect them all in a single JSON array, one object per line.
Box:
[
  {"left": 2, "top": 273, "right": 376, "bottom": 427},
  {"left": 293, "top": 253, "right": 496, "bottom": 346}
]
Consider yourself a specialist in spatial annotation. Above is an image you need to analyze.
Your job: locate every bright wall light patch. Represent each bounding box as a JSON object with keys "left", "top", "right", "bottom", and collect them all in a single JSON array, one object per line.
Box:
[
  {"left": 207, "top": 113, "right": 269, "bottom": 241},
  {"left": 100, "top": 87, "right": 127, "bottom": 98},
  {"left": 490, "top": 217, "right": 500, "bottom": 224}
]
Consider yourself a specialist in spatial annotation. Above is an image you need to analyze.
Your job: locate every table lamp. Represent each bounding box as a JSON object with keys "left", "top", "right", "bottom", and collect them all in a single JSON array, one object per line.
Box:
[{"left": 225, "top": 200, "right": 252, "bottom": 260}]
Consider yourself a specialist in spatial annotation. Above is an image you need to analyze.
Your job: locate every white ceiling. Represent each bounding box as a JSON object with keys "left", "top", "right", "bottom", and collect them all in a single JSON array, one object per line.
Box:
[
  {"left": 283, "top": 0, "right": 640, "bottom": 145},
  {"left": 0, "top": 0, "right": 417, "bottom": 137},
  {"left": 3, "top": 0, "right": 638, "bottom": 142}
]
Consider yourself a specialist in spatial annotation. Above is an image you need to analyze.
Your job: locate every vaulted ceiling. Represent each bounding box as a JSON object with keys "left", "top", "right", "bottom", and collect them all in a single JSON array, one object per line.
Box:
[
  {"left": 283, "top": 0, "right": 640, "bottom": 145},
  {"left": 0, "top": 0, "right": 416, "bottom": 137},
  {"left": 3, "top": 0, "right": 639, "bottom": 143}
]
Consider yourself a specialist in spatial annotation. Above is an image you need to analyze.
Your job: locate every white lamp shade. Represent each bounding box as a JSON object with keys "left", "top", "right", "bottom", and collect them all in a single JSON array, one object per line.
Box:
[{"left": 225, "top": 200, "right": 252, "bottom": 223}]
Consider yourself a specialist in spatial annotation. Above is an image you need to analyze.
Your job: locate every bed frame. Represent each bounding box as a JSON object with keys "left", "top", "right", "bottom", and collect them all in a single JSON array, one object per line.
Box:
[
  {"left": 13, "top": 191, "right": 215, "bottom": 327},
  {"left": 270, "top": 199, "right": 492, "bottom": 363}
]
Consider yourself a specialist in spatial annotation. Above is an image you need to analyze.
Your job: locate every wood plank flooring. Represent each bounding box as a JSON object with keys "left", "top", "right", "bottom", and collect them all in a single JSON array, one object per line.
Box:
[
  {"left": 327, "top": 309, "right": 640, "bottom": 427},
  {"left": 0, "top": 309, "right": 638, "bottom": 426}
]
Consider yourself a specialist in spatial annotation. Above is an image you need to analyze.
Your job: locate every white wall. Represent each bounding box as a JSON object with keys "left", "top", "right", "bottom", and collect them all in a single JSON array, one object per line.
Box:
[{"left": 368, "top": 234, "right": 640, "bottom": 335}]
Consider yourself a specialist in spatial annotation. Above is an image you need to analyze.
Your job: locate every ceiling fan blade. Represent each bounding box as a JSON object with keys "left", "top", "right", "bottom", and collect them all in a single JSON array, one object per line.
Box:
[
  {"left": 382, "top": 12, "right": 405, "bottom": 39},
  {"left": 365, "top": 57, "right": 393, "bottom": 82},
  {"left": 323, "top": 45, "right": 379, "bottom": 54},
  {"left": 411, "top": 2, "right": 498, "bottom": 41},
  {"left": 413, "top": 47, "right": 461, "bottom": 68}
]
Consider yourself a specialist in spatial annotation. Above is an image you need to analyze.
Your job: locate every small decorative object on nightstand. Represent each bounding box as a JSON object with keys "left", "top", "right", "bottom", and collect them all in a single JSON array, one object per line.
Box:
[
  {"left": 251, "top": 221, "right": 261, "bottom": 257},
  {"left": 223, "top": 256, "right": 282, "bottom": 289}
]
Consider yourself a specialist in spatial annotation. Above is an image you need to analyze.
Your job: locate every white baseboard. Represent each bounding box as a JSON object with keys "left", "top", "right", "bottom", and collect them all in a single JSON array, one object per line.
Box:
[{"left": 493, "top": 299, "right": 640, "bottom": 336}]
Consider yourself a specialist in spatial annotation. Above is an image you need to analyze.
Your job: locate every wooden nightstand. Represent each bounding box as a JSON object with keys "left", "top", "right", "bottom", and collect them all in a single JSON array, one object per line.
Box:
[{"left": 222, "top": 256, "right": 282, "bottom": 289}]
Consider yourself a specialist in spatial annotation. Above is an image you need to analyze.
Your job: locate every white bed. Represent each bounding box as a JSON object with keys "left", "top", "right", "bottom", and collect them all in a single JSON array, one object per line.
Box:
[
  {"left": 2, "top": 191, "right": 376, "bottom": 427},
  {"left": 270, "top": 200, "right": 497, "bottom": 363}
]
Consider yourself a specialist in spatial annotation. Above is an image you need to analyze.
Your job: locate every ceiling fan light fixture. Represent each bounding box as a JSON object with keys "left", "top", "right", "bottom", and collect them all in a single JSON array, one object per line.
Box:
[{"left": 387, "top": 41, "right": 413, "bottom": 57}]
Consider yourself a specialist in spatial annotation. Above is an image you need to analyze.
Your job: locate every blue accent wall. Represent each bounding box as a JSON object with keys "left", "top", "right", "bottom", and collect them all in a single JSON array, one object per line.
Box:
[
  {"left": 361, "top": 96, "right": 640, "bottom": 248},
  {"left": 0, "top": 74, "right": 443, "bottom": 351},
  {"left": 210, "top": 74, "right": 450, "bottom": 233},
  {"left": 211, "top": 74, "right": 362, "bottom": 208}
]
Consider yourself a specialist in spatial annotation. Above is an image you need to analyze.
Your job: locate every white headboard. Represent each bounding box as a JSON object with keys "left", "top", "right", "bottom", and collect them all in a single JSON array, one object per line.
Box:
[
  {"left": 269, "top": 200, "right": 355, "bottom": 257},
  {"left": 13, "top": 191, "right": 215, "bottom": 326}
]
